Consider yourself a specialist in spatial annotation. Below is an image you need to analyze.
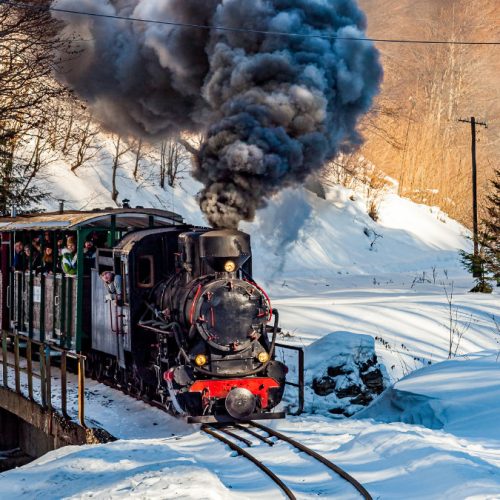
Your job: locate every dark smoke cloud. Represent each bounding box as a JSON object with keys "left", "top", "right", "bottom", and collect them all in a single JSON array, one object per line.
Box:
[
  {"left": 52, "top": 0, "right": 220, "bottom": 137},
  {"left": 52, "top": 0, "right": 382, "bottom": 228}
]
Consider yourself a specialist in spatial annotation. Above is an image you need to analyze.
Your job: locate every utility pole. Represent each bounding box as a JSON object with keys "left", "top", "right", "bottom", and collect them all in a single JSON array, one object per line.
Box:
[{"left": 458, "top": 116, "right": 487, "bottom": 277}]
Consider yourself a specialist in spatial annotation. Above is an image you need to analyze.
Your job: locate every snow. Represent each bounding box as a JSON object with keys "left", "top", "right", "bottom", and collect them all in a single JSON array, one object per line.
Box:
[
  {"left": 1, "top": 135, "right": 499, "bottom": 498},
  {"left": 359, "top": 351, "right": 500, "bottom": 443}
]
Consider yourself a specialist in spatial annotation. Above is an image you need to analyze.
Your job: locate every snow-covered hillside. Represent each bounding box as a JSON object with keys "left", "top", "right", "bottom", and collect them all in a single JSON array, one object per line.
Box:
[{"left": 2, "top": 137, "right": 499, "bottom": 499}]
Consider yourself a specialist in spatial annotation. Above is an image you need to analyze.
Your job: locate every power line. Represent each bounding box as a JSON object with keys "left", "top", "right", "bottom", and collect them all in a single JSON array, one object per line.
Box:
[{"left": 1, "top": 0, "right": 500, "bottom": 46}]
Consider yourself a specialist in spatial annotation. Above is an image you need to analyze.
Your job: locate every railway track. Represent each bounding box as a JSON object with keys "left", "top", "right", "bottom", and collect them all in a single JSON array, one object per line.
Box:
[
  {"left": 4, "top": 347, "right": 372, "bottom": 499},
  {"left": 201, "top": 421, "right": 372, "bottom": 500},
  {"left": 62, "top": 367, "right": 372, "bottom": 499},
  {"left": 93, "top": 370, "right": 372, "bottom": 498}
]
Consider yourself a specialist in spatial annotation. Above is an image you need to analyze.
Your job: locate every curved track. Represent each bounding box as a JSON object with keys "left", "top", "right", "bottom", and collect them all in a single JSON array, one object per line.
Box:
[
  {"left": 201, "top": 421, "right": 372, "bottom": 500},
  {"left": 15, "top": 351, "right": 371, "bottom": 499},
  {"left": 97, "top": 371, "right": 372, "bottom": 499}
]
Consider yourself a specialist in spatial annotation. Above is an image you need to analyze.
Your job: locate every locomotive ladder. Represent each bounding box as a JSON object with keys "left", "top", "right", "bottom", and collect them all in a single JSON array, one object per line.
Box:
[{"left": 201, "top": 421, "right": 372, "bottom": 500}]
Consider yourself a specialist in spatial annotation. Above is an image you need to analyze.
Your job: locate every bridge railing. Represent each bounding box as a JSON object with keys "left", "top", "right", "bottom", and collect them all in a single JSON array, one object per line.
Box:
[{"left": 0, "top": 331, "right": 86, "bottom": 427}]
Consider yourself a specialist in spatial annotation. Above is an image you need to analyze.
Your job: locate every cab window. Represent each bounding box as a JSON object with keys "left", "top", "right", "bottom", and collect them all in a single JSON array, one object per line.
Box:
[{"left": 137, "top": 255, "right": 154, "bottom": 288}]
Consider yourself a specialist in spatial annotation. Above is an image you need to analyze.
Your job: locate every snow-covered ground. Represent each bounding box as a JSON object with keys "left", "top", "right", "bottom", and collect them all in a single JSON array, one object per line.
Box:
[
  {"left": 1, "top": 140, "right": 499, "bottom": 498},
  {"left": 2, "top": 355, "right": 499, "bottom": 499}
]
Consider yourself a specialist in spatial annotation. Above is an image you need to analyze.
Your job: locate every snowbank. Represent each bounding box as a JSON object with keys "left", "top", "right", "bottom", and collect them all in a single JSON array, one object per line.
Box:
[{"left": 358, "top": 351, "right": 500, "bottom": 443}]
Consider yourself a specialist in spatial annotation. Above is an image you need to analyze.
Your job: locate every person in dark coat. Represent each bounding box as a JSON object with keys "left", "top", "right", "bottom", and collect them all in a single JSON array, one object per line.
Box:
[
  {"left": 100, "top": 271, "right": 123, "bottom": 306},
  {"left": 24, "top": 245, "right": 41, "bottom": 271},
  {"left": 12, "top": 241, "right": 25, "bottom": 271},
  {"left": 40, "top": 247, "right": 55, "bottom": 275},
  {"left": 83, "top": 240, "right": 96, "bottom": 274}
]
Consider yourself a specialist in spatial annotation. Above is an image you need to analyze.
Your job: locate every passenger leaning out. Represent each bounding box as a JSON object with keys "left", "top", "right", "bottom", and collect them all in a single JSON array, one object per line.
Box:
[
  {"left": 61, "top": 236, "right": 77, "bottom": 276},
  {"left": 100, "top": 271, "right": 123, "bottom": 306}
]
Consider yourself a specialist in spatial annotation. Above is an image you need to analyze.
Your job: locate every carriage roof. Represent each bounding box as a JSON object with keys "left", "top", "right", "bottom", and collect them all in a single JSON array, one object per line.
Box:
[{"left": 0, "top": 208, "right": 184, "bottom": 232}]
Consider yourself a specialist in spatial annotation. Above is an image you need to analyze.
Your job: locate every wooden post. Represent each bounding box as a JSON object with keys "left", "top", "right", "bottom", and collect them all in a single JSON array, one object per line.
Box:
[
  {"left": 27, "top": 338, "right": 33, "bottom": 400},
  {"left": 471, "top": 117, "right": 479, "bottom": 272},
  {"left": 39, "top": 231, "right": 46, "bottom": 342},
  {"left": 45, "top": 346, "right": 52, "bottom": 411},
  {"left": 39, "top": 343, "right": 47, "bottom": 408},
  {"left": 61, "top": 351, "right": 68, "bottom": 418},
  {"left": 1, "top": 331, "right": 7, "bottom": 388},
  {"left": 459, "top": 117, "right": 488, "bottom": 278},
  {"left": 14, "top": 335, "right": 20, "bottom": 393},
  {"left": 78, "top": 355, "right": 86, "bottom": 427}
]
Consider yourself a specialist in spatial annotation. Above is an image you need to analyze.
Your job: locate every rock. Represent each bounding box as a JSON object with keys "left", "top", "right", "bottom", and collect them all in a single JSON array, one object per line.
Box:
[
  {"left": 312, "top": 376, "right": 336, "bottom": 396},
  {"left": 305, "top": 331, "right": 388, "bottom": 416},
  {"left": 361, "top": 368, "right": 384, "bottom": 394},
  {"left": 327, "top": 365, "right": 350, "bottom": 377},
  {"left": 350, "top": 393, "right": 373, "bottom": 406},
  {"left": 359, "top": 355, "right": 377, "bottom": 373},
  {"left": 328, "top": 407, "right": 347, "bottom": 416},
  {"left": 336, "top": 384, "right": 362, "bottom": 399}
]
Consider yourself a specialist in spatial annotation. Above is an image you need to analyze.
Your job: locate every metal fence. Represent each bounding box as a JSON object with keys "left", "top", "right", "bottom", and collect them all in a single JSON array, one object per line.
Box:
[
  {"left": 275, "top": 342, "right": 305, "bottom": 415},
  {"left": 0, "top": 331, "right": 86, "bottom": 427}
]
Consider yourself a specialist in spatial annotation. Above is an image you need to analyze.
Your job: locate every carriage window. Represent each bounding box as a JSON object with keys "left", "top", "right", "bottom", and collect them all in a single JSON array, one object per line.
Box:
[{"left": 137, "top": 255, "right": 154, "bottom": 288}]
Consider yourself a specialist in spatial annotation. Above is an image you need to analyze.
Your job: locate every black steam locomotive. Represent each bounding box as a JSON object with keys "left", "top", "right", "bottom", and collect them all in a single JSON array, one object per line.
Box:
[{"left": 0, "top": 208, "right": 287, "bottom": 423}]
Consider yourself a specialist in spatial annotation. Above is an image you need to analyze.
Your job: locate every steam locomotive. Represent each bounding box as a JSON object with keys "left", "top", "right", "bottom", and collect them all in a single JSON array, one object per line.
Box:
[{"left": 0, "top": 208, "right": 287, "bottom": 423}]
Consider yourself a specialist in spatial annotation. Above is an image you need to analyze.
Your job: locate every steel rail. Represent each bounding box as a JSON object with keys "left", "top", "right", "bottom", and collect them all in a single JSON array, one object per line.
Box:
[
  {"left": 211, "top": 425, "right": 253, "bottom": 447},
  {"left": 250, "top": 421, "right": 372, "bottom": 500},
  {"left": 233, "top": 423, "right": 275, "bottom": 446},
  {"left": 201, "top": 425, "right": 296, "bottom": 500}
]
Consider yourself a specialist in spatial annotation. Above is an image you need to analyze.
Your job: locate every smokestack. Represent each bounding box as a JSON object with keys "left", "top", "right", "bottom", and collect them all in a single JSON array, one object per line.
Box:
[
  {"left": 51, "top": 0, "right": 382, "bottom": 228},
  {"left": 58, "top": 200, "right": 65, "bottom": 214},
  {"left": 10, "top": 206, "right": 17, "bottom": 218}
]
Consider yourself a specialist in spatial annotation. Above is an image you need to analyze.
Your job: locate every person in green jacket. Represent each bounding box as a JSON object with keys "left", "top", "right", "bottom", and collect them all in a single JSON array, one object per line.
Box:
[{"left": 61, "top": 236, "right": 77, "bottom": 276}]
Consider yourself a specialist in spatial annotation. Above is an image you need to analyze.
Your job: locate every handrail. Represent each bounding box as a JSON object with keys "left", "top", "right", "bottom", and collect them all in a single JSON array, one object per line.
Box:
[
  {"left": 275, "top": 342, "right": 305, "bottom": 416},
  {"left": 0, "top": 331, "right": 86, "bottom": 427}
]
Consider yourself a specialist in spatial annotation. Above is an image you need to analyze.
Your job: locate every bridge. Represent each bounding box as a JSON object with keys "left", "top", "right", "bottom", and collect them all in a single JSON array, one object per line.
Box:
[{"left": 0, "top": 332, "right": 114, "bottom": 471}]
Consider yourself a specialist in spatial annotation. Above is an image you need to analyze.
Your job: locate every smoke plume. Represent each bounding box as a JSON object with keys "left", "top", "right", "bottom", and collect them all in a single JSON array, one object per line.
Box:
[{"left": 52, "top": 0, "right": 382, "bottom": 228}]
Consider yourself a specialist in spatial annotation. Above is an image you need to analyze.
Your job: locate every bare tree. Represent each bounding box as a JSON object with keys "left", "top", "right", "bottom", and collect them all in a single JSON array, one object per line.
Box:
[
  {"left": 70, "top": 114, "right": 102, "bottom": 173},
  {"left": 158, "top": 139, "right": 190, "bottom": 189},
  {"left": 358, "top": 0, "right": 498, "bottom": 227},
  {"left": 0, "top": 2, "right": 69, "bottom": 213},
  {"left": 110, "top": 135, "right": 132, "bottom": 204},
  {"left": 133, "top": 138, "right": 143, "bottom": 181},
  {"left": 444, "top": 282, "right": 473, "bottom": 358},
  {"left": 321, "top": 153, "right": 392, "bottom": 220}
]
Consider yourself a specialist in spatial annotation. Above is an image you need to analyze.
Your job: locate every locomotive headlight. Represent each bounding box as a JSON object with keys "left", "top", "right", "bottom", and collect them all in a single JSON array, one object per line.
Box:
[
  {"left": 195, "top": 354, "right": 208, "bottom": 367},
  {"left": 257, "top": 351, "right": 270, "bottom": 364},
  {"left": 224, "top": 260, "right": 236, "bottom": 272}
]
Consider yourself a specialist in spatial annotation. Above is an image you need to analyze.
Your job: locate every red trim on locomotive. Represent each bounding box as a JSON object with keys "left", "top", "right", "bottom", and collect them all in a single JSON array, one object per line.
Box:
[
  {"left": 189, "top": 284, "right": 203, "bottom": 324},
  {"left": 188, "top": 377, "right": 280, "bottom": 409}
]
